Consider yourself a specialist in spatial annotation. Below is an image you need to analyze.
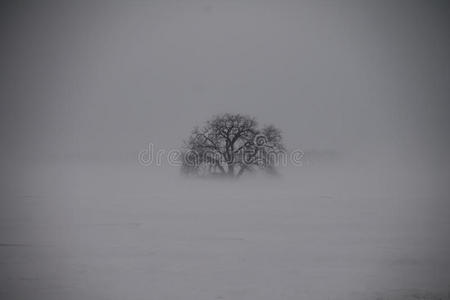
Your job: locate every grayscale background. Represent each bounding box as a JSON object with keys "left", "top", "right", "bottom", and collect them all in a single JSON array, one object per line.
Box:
[{"left": 1, "top": 1, "right": 449, "bottom": 299}]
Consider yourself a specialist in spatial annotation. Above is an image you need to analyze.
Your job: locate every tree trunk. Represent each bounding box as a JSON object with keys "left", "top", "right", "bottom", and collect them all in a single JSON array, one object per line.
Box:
[
  {"left": 227, "top": 164, "right": 234, "bottom": 177},
  {"left": 216, "top": 162, "right": 225, "bottom": 174},
  {"left": 236, "top": 165, "right": 246, "bottom": 177}
]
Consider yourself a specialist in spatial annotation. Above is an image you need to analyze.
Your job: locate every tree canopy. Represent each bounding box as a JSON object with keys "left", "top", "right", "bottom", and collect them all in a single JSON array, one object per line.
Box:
[{"left": 181, "top": 113, "right": 285, "bottom": 178}]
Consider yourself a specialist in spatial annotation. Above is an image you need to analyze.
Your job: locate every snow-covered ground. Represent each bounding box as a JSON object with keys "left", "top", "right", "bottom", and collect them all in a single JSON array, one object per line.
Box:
[{"left": 1, "top": 161, "right": 449, "bottom": 300}]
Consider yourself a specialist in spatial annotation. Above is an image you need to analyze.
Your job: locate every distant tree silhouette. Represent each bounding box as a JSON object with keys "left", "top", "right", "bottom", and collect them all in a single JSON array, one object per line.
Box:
[{"left": 181, "top": 113, "right": 285, "bottom": 178}]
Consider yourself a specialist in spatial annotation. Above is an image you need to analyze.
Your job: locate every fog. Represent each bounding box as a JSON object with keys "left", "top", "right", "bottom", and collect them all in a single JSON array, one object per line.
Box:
[{"left": 1, "top": 1, "right": 449, "bottom": 299}]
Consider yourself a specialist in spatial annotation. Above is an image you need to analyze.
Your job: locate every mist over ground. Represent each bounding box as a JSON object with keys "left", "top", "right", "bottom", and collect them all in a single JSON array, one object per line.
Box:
[
  {"left": 3, "top": 159, "right": 448, "bottom": 300},
  {"left": 1, "top": 1, "right": 449, "bottom": 299}
]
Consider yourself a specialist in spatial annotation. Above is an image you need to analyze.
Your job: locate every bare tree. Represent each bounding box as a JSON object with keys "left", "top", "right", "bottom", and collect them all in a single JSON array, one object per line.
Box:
[{"left": 181, "top": 113, "right": 285, "bottom": 178}]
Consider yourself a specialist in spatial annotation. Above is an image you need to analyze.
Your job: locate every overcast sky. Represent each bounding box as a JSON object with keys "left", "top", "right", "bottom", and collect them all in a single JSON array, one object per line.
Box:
[{"left": 1, "top": 0, "right": 449, "bottom": 163}]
